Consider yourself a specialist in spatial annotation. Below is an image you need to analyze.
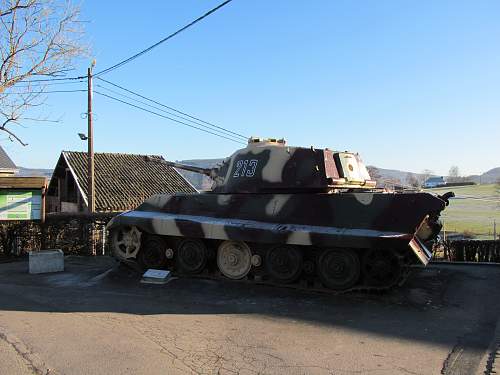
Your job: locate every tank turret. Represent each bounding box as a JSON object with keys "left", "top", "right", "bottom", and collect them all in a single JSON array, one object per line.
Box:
[{"left": 152, "top": 137, "right": 376, "bottom": 193}]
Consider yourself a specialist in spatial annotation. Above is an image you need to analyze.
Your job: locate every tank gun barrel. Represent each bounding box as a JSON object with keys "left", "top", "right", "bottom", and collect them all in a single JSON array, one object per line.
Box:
[{"left": 145, "top": 156, "right": 213, "bottom": 176}]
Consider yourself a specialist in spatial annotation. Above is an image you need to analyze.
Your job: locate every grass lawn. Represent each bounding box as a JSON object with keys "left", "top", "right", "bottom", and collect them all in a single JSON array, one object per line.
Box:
[{"left": 424, "top": 184, "right": 500, "bottom": 238}]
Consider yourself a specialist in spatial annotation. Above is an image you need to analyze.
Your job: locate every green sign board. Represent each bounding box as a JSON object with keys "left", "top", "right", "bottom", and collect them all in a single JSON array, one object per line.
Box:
[{"left": 0, "top": 190, "right": 42, "bottom": 220}]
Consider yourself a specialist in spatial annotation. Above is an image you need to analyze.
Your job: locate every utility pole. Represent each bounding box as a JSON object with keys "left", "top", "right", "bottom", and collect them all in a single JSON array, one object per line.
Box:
[{"left": 87, "top": 64, "right": 95, "bottom": 213}]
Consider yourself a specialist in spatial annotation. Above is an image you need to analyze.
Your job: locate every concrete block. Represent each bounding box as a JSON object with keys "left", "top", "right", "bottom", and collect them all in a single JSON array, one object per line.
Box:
[{"left": 29, "top": 250, "right": 64, "bottom": 274}]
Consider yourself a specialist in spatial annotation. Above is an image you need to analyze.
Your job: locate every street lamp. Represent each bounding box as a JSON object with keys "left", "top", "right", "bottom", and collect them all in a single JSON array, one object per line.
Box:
[{"left": 78, "top": 133, "right": 88, "bottom": 141}]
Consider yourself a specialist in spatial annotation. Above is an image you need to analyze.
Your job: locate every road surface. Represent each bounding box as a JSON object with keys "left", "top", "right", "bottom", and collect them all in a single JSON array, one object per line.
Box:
[{"left": 0, "top": 256, "right": 499, "bottom": 375}]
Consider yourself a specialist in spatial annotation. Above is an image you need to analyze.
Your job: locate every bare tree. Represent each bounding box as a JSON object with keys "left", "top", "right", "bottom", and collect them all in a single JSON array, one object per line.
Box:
[
  {"left": 0, "top": 0, "right": 86, "bottom": 145},
  {"left": 405, "top": 173, "right": 419, "bottom": 188},
  {"left": 448, "top": 165, "right": 460, "bottom": 183}
]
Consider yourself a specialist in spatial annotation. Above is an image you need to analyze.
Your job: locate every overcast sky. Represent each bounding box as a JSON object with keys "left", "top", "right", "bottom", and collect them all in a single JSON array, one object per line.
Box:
[{"left": 4, "top": 0, "right": 500, "bottom": 176}]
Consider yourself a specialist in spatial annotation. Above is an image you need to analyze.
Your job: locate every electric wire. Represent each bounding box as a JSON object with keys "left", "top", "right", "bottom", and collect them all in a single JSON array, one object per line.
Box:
[
  {"left": 94, "top": 0, "right": 233, "bottom": 77},
  {"left": 95, "top": 78, "right": 247, "bottom": 140},
  {"left": 15, "top": 75, "right": 84, "bottom": 84},
  {"left": 94, "top": 83, "right": 244, "bottom": 140},
  {"left": 93, "top": 90, "right": 246, "bottom": 144},
  {"left": 11, "top": 80, "right": 86, "bottom": 88},
  {"left": 1, "top": 89, "right": 87, "bottom": 95}
]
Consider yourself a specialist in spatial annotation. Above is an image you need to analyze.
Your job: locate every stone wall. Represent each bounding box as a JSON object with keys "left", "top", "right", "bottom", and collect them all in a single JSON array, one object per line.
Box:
[{"left": 0, "top": 212, "right": 117, "bottom": 257}]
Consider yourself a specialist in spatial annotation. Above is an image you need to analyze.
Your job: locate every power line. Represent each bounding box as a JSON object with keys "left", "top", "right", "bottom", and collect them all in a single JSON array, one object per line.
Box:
[
  {"left": 2, "top": 89, "right": 86, "bottom": 95},
  {"left": 96, "top": 77, "right": 247, "bottom": 140},
  {"left": 94, "top": 90, "right": 246, "bottom": 144},
  {"left": 94, "top": 83, "right": 238, "bottom": 137},
  {"left": 15, "top": 75, "right": 84, "bottom": 84},
  {"left": 12, "top": 80, "right": 85, "bottom": 88},
  {"left": 94, "top": 0, "right": 233, "bottom": 77}
]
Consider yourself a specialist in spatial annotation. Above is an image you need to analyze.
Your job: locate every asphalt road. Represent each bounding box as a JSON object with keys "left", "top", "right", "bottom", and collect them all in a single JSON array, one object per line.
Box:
[{"left": 0, "top": 256, "right": 499, "bottom": 375}]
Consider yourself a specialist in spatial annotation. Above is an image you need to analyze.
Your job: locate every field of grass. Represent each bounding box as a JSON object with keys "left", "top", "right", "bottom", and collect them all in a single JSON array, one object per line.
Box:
[{"left": 424, "top": 184, "right": 500, "bottom": 238}]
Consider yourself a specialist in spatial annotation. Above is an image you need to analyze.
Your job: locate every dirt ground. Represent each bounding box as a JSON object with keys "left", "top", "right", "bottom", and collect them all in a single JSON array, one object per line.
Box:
[{"left": 0, "top": 256, "right": 499, "bottom": 375}]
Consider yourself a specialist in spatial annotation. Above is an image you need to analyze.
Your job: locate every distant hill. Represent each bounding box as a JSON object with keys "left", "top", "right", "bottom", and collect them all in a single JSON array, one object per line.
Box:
[
  {"left": 468, "top": 167, "right": 500, "bottom": 184},
  {"left": 369, "top": 166, "right": 500, "bottom": 188},
  {"left": 16, "top": 167, "right": 53, "bottom": 178},
  {"left": 367, "top": 166, "right": 423, "bottom": 187}
]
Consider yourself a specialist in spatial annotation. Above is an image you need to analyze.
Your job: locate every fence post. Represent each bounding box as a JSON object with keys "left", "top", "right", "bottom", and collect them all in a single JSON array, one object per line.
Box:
[{"left": 89, "top": 219, "right": 96, "bottom": 256}]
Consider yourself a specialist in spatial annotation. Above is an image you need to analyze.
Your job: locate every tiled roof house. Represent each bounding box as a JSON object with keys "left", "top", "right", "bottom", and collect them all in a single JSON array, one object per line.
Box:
[{"left": 47, "top": 151, "right": 197, "bottom": 213}]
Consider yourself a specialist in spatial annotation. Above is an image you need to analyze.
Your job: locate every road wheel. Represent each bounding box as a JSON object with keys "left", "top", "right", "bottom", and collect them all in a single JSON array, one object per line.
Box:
[
  {"left": 265, "top": 245, "right": 303, "bottom": 283},
  {"left": 317, "top": 248, "right": 360, "bottom": 290},
  {"left": 110, "top": 226, "right": 141, "bottom": 261},
  {"left": 363, "top": 249, "right": 401, "bottom": 287},
  {"left": 138, "top": 235, "right": 167, "bottom": 269},
  {"left": 176, "top": 239, "right": 208, "bottom": 274},
  {"left": 217, "top": 241, "right": 252, "bottom": 280}
]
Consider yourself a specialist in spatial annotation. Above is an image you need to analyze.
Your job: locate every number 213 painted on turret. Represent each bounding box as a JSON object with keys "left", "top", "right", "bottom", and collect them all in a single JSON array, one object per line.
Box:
[{"left": 233, "top": 159, "right": 258, "bottom": 178}]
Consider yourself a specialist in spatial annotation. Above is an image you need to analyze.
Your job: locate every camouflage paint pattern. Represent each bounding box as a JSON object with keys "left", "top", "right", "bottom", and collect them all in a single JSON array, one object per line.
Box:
[
  {"left": 163, "top": 138, "right": 377, "bottom": 193},
  {"left": 107, "top": 191, "right": 444, "bottom": 263},
  {"left": 108, "top": 138, "right": 451, "bottom": 267}
]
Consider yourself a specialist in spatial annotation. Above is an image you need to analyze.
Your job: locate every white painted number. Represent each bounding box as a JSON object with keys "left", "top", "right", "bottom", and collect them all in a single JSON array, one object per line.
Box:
[
  {"left": 246, "top": 159, "right": 258, "bottom": 177},
  {"left": 233, "top": 159, "right": 258, "bottom": 178}
]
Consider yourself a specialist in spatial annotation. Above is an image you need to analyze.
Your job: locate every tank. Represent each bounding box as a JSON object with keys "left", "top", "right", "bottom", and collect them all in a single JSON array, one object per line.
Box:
[{"left": 107, "top": 137, "right": 454, "bottom": 291}]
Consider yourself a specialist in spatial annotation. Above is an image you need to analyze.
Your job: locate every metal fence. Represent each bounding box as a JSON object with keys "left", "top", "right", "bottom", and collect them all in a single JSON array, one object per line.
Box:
[
  {"left": 0, "top": 212, "right": 117, "bottom": 257},
  {"left": 434, "top": 240, "right": 500, "bottom": 263}
]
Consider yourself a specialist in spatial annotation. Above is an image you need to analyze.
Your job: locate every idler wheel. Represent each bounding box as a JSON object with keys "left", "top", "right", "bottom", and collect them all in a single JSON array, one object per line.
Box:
[
  {"left": 138, "top": 235, "right": 167, "bottom": 269},
  {"left": 111, "top": 226, "right": 142, "bottom": 260},
  {"left": 265, "top": 245, "right": 303, "bottom": 283},
  {"left": 363, "top": 249, "right": 401, "bottom": 287},
  {"left": 217, "top": 241, "right": 252, "bottom": 280},
  {"left": 176, "top": 239, "right": 208, "bottom": 274},
  {"left": 317, "top": 248, "right": 360, "bottom": 290}
]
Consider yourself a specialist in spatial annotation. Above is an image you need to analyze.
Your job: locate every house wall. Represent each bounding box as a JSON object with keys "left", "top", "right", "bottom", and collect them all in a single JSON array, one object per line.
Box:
[
  {"left": 47, "top": 168, "right": 86, "bottom": 213},
  {"left": 61, "top": 202, "right": 79, "bottom": 212}
]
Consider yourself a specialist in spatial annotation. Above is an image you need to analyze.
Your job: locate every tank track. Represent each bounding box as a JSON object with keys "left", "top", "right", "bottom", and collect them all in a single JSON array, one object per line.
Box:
[
  {"left": 120, "top": 239, "right": 412, "bottom": 295},
  {"left": 170, "top": 264, "right": 411, "bottom": 295},
  {"left": 174, "top": 253, "right": 410, "bottom": 295}
]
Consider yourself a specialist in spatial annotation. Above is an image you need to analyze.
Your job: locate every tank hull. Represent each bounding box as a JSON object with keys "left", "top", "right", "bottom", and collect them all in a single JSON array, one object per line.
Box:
[{"left": 108, "top": 191, "right": 445, "bottom": 265}]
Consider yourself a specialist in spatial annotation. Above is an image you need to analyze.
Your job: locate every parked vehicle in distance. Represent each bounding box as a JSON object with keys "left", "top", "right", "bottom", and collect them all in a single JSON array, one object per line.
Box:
[{"left": 423, "top": 176, "right": 446, "bottom": 188}]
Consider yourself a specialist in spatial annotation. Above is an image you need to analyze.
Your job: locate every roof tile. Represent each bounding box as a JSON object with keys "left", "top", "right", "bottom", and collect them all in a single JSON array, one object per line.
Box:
[
  {"left": 0, "top": 146, "right": 17, "bottom": 170},
  {"left": 61, "top": 151, "right": 196, "bottom": 212}
]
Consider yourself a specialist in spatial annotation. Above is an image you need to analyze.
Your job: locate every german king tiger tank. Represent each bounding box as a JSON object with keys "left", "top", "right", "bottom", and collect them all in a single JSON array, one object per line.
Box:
[{"left": 107, "top": 137, "right": 453, "bottom": 291}]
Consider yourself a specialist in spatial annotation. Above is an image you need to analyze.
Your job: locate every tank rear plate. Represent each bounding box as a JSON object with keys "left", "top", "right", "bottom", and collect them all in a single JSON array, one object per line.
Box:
[{"left": 409, "top": 236, "right": 432, "bottom": 265}]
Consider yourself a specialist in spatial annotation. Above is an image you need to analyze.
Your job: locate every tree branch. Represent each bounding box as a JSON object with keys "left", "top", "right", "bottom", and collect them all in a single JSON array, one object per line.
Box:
[
  {"left": 0, "top": 118, "right": 28, "bottom": 146},
  {"left": 0, "top": 0, "right": 87, "bottom": 144}
]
